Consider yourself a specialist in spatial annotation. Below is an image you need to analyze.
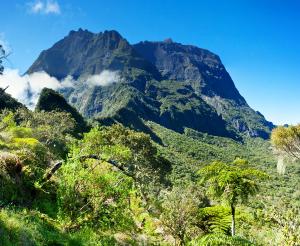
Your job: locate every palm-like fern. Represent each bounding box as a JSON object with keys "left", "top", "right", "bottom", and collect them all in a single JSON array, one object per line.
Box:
[{"left": 198, "top": 206, "right": 231, "bottom": 234}]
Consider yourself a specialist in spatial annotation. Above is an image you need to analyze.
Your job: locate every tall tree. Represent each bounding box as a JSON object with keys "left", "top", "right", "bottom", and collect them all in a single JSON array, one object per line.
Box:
[
  {"left": 198, "top": 159, "right": 267, "bottom": 236},
  {"left": 271, "top": 124, "right": 300, "bottom": 160}
]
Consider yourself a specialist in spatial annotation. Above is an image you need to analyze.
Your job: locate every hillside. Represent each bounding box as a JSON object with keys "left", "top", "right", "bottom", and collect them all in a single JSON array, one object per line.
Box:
[
  {"left": 1, "top": 101, "right": 298, "bottom": 245},
  {"left": 36, "top": 88, "right": 88, "bottom": 133},
  {"left": 0, "top": 82, "right": 299, "bottom": 245},
  {"left": 0, "top": 88, "right": 24, "bottom": 111}
]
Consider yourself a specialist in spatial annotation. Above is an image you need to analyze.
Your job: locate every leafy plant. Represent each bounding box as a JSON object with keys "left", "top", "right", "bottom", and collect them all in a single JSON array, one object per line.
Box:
[
  {"left": 190, "top": 233, "right": 254, "bottom": 246},
  {"left": 160, "top": 185, "right": 208, "bottom": 245},
  {"left": 271, "top": 124, "right": 300, "bottom": 160},
  {"left": 198, "top": 159, "right": 267, "bottom": 236}
]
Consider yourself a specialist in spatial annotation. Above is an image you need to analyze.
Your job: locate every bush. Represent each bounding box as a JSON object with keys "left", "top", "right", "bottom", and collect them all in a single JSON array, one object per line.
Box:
[{"left": 0, "top": 152, "right": 23, "bottom": 204}]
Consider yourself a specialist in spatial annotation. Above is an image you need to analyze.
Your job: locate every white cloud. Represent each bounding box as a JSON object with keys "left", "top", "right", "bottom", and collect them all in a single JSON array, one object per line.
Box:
[
  {"left": 29, "top": 0, "right": 61, "bottom": 15},
  {"left": 45, "top": 1, "right": 60, "bottom": 14},
  {"left": 31, "top": 1, "right": 44, "bottom": 13},
  {"left": 86, "top": 70, "right": 120, "bottom": 87},
  {"left": 0, "top": 69, "right": 73, "bottom": 109},
  {"left": 0, "top": 70, "right": 120, "bottom": 109}
]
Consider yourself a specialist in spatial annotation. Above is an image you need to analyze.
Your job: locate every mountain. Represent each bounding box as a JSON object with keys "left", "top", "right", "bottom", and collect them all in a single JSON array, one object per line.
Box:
[
  {"left": 133, "top": 40, "right": 274, "bottom": 138},
  {"left": 27, "top": 29, "right": 160, "bottom": 80},
  {"left": 27, "top": 29, "right": 273, "bottom": 139},
  {"left": 35, "top": 88, "right": 88, "bottom": 133}
]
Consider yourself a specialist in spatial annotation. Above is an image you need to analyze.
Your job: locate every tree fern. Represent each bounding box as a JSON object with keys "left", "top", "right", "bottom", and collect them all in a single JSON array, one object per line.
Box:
[{"left": 198, "top": 206, "right": 231, "bottom": 234}]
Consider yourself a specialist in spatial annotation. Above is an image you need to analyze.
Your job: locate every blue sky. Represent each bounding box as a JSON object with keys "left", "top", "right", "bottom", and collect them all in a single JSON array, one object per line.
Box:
[{"left": 0, "top": 0, "right": 299, "bottom": 125}]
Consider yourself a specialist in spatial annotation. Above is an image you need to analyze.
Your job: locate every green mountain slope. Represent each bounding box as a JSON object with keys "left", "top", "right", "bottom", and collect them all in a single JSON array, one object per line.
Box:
[
  {"left": 0, "top": 89, "right": 24, "bottom": 111},
  {"left": 36, "top": 88, "right": 88, "bottom": 133},
  {"left": 0, "top": 88, "right": 298, "bottom": 245}
]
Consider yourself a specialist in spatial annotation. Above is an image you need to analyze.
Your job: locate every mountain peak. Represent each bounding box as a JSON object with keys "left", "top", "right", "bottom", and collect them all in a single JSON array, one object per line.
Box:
[
  {"left": 27, "top": 29, "right": 160, "bottom": 80},
  {"left": 67, "top": 29, "right": 123, "bottom": 41},
  {"left": 27, "top": 29, "right": 130, "bottom": 78},
  {"left": 102, "top": 29, "right": 122, "bottom": 38},
  {"left": 163, "top": 38, "right": 173, "bottom": 43},
  {"left": 68, "top": 28, "right": 93, "bottom": 37}
]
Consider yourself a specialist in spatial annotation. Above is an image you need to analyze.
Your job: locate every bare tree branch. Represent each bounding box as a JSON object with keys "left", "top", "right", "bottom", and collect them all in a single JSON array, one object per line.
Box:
[{"left": 42, "top": 154, "right": 132, "bottom": 182}]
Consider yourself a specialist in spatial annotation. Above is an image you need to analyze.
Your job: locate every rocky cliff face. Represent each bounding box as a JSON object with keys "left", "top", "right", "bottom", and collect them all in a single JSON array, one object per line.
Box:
[
  {"left": 27, "top": 29, "right": 274, "bottom": 139},
  {"left": 27, "top": 29, "right": 160, "bottom": 80},
  {"left": 133, "top": 40, "right": 274, "bottom": 138},
  {"left": 133, "top": 40, "right": 245, "bottom": 103}
]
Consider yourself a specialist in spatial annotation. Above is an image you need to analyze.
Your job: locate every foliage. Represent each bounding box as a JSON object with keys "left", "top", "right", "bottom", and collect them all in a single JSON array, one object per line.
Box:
[
  {"left": 35, "top": 88, "right": 89, "bottom": 134},
  {"left": 266, "top": 205, "right": 300, "bottom": 245},
  {"left": 199, "top": 159, "right": 267, "bottom": 208},
  {"left": 0, "top": 106, "right": 299, "bottom": 245},
  {"left": 13, "top": 108, "right": 77, "bottom": 158},
  {"left": 271, "top": 124, "right": 300, "bottom": 159},
  {"left": 0, "top": 152, "right": 24, "bottom": 205},
  {"left": 198, "top": 159, "right": 267, "bottom": 236},
  {"left": 198, "top": 205, "right": 232, "bottom": 235},
  {"left": 146, "top": 121, "right": 274, "bottom": 183},
  {"left": 56, "top": 124, "right": 171, "bottom": 233},
  {"left": 57, "top": 157, "right": 135, "bottom": 231},
  {"left": 0, "top": 208, "right": 120, "bottom": 246},
  {"left": 190, "top": 233, "right": 254, "bottom": 246},
  {"left": 0, "top": 90, "right": 24, "bottom": 112},
  {"left": 0, "top": 113, "right": 51, "bottom": 205},
  {"left": 160, "top": 185, "right": 208, "bottom": 245},
  {"left": 72, "top": 124, "right": 171, "bottom": 196}
]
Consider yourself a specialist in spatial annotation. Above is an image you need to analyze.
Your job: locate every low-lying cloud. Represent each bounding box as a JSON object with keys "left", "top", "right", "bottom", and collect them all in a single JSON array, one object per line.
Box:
[
  {"left": 85, "top": 70, "right": 120, "bottom": 87},
  {"left": 0, "top": 69, "right": 73, "bottom": 109},
  {"left": 0, "top": 69, "right": 120, "bottom": 109}
]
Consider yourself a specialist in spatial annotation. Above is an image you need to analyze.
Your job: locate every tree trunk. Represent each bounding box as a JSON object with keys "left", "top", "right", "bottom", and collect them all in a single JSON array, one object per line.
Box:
[{"left": 231, "top": 204, "right": 236, "bottom": 236}]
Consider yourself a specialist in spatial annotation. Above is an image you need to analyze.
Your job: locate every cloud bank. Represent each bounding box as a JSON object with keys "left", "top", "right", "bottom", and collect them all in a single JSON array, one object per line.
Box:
[
  {"left": 0, "top": 69, "right": 120, "bottom": 109},
  {"left": 0, "top": 69, "right": 73, "bottom": 109},
  {"left": 29, "top": 0, "right": 61, "bottom": 15}
]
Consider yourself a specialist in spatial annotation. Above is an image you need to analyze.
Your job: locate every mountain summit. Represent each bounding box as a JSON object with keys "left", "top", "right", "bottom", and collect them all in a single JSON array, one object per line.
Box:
[
  {"left": 27, "top": 29, "right": 274, "bottom": 139},
  {"left": 27, "top": 29, "right": 160, "bottom": 80}
]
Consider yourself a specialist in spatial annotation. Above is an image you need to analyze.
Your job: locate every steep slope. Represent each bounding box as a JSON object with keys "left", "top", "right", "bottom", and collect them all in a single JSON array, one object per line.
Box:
[
  {"left": 134, "top": 40, "right": 244, "bottom": 102},
  {"left": 27, "top": 29, "right": 234, "bottom": 138},
  {"left": 27, "top": 29, "right": 273, "bottom": 139},
  {"left": 134, "top": 40, "right": 274, "bottom": 138},
  {"left": 27, "top": 29, "right": 160, "bottom": 80},
  {"left": 0, "top": 88, "right": 24, "bottom": 111},
  {"left": 36, "top": 88, "right": 88, "bottom": 133}
]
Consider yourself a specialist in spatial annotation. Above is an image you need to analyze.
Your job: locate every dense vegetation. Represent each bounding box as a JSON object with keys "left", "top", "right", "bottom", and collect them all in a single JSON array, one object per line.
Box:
[
  {"left": 0, "top": 99, "right": 300, "bottom": 245},
  {"left": 1, "top": 41, "right": 300, "bottom": 245}
]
